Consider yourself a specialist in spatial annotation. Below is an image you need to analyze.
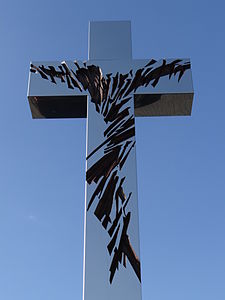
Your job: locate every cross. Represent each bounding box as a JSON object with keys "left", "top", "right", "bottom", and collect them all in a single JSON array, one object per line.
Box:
[{"left": 27, "top": 21, "right": 193, "bottom": 300}]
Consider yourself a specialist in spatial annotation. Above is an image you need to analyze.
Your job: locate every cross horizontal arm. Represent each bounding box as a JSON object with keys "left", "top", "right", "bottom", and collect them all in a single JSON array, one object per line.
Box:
[{"left": 27, "top": 58, "right": 193, "bottom": 119}]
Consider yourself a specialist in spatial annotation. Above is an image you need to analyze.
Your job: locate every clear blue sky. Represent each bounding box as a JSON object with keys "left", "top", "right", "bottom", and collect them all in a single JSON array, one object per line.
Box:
[{"left": 0, "top": 0, "right": 225, "bottom": 299}]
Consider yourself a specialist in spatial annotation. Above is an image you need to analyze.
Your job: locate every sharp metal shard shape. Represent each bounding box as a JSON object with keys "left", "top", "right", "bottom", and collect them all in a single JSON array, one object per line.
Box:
[
  {"left": 27, "top": 20, "right": 194, "bottom": 300},
  {"left": 30, "top": 58, "right": 190, "bottom": 283}
]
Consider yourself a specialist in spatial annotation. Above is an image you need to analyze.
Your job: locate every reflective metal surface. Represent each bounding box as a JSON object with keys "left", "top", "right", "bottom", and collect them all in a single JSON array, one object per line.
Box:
[
  {"left": 88, "top": 21, "right": 132, "bottom": 60},
  {"left": 84, "top": 94, "right": 141, "bottom": 300},
  {"left": 27, "top": 20, "right": 194, "bottom": 300},
  {"left": 28, "top": 58, "right": 193, "bottom": 118}
]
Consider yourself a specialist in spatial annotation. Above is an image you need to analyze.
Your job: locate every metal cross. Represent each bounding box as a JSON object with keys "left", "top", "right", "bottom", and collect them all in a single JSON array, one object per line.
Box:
[{"left": 27, "top": 21, "right": 193, "bottom": 300}]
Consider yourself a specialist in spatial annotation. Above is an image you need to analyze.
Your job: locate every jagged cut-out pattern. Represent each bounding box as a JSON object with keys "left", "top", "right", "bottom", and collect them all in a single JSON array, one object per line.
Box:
[{"left": 31, "top": 59, "right": 190, "bottom": 283}]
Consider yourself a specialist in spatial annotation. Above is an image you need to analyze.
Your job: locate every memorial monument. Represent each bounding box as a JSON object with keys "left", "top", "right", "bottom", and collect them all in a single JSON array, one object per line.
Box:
[{"left": 27, "top": 21, "right": 193, "bottom": 300}]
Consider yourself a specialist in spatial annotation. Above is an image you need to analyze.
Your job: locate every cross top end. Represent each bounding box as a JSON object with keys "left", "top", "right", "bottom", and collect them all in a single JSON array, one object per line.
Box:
[{"left": 89, "top": 21, "right": 132, "bottom": 60}]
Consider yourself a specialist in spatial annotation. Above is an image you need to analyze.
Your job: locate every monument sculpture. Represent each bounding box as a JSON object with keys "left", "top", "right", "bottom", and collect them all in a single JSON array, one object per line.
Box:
[{"left": 27, "top": 21, "right": 193, "bottom": 300}]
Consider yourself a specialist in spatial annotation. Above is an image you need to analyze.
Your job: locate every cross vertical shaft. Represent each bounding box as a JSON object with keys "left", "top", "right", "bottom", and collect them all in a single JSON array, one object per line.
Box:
[{"left": 83, "top": 21, "right": 142, "bottom": 300}]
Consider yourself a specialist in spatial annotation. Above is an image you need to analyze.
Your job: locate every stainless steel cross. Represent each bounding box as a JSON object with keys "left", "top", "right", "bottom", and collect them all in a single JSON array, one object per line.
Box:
[{"left": 27, "top": 21, "right": 193, "bottom": 300}]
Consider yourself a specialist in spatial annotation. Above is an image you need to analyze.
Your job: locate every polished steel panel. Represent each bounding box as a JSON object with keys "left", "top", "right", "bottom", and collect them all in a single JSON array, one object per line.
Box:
[
  {"left": 84, "top": 95, "right": 141, "bottom": 300},
  {"left": 28, "top": 58, "right": 193, "bottom": 118},
  {"left": 88, "top": 21, "right": 132, "bottom": 60}
]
